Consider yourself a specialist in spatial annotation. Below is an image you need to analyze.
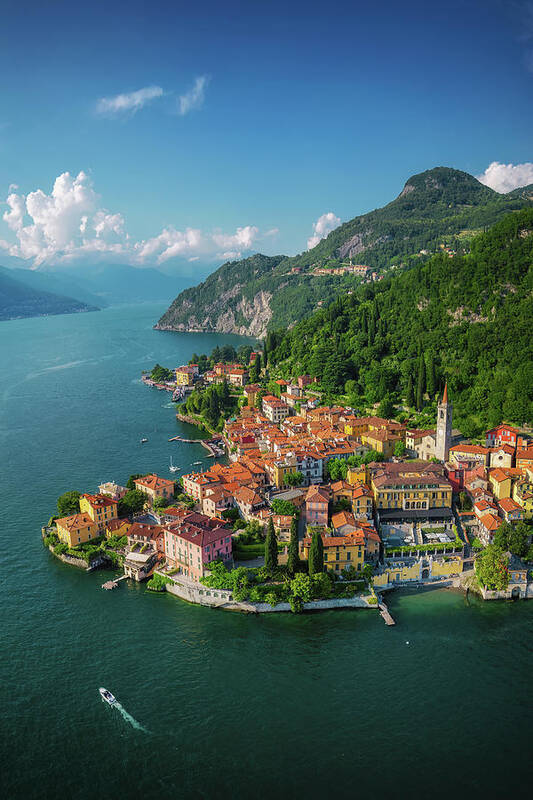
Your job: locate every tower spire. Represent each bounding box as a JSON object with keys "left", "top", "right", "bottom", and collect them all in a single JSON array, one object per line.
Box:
[{"left": 442, "top": 382, "right": 448, "bottom": 404}]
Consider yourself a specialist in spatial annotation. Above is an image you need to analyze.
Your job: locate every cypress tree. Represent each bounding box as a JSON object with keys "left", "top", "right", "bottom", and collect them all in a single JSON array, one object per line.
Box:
[
  {"left": 416, "top": 353, "right": 425, "bottom": 410},
  {"left": 308, "top": 530, "right": 324, "bottom": 574},
  {"left": 405, "top": 374, "right": 415, "bottom": 408},
  {"left": 265, "top": 517, "right": 278, "bottom": 573},
  {"left": 426, "top": 353, "right": 436, "bottom": 398},
  {"left": 287, "top": 516, "right": 299, "bottom": 575}
]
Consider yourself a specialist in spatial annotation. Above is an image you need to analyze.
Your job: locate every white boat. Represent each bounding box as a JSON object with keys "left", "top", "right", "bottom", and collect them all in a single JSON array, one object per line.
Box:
[
  {"left": 99, "top": 687, "right": 117, "bottom": 705},
  {"left": 169, "top": 456, "right": 180, "bottom": 473},
  {"left": 193, "top": 460, "right": 202, "bottom": 465},
  {"left": 140, "top": 437, "right": 148, "bottom": 444}
]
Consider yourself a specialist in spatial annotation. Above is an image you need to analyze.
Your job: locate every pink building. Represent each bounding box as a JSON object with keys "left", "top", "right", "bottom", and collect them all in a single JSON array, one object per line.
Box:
[
  {"left": 305, "top": 485, "right": 330, "bottom": 527},
  {"left": 164, "top": 512, "right": 233, "bottom": 582}
]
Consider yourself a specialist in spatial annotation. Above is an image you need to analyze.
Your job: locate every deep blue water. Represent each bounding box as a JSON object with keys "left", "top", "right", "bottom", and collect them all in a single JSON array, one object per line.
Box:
[{"left": 1, "top": 304, "right": 531, "bottom": 799}]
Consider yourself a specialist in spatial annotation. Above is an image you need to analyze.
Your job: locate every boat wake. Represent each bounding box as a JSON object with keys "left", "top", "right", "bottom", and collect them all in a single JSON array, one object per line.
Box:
[{"left": 105, "top": 699, "right": 149, "bottom": 732}]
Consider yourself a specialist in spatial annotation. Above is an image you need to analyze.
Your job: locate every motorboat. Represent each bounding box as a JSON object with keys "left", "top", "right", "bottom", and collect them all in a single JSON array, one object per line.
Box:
[
  {"left": 99, "top": 687, "right": 117, "bottom": 705},
  {"left": 140, "top": 437, "right": 148, "bottom": 444},
  {"left": 169, "top": 456, "right": 180, "bottom": 473},
  {"left": 193, "top": 461, "right": 202, "bottom": 465}
]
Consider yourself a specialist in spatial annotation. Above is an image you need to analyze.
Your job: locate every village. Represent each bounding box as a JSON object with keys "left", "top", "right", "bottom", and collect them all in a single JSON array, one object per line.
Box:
[{"left": 42, "top": 353, "right": 533, "bottom": 611}]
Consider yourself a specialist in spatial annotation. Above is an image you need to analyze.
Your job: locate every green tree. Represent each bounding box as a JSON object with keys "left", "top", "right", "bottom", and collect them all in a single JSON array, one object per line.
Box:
[
  {"left": 118, "top": 489, "right": 146, "bottom": 517},
  {"left": 416, "top": 352, "right": 425, "bottom": 410},
  {"left": 508, "top": 522, "right": 529, "bottom": 558},
  {"left": 250, "top": 352, "right": 262, "bottom": 383},
  {"left": 493, "top": 522, "right": 512, "bottom": 551},
  {"left": 426, "top": 353, "right": 437, "bottom": 397},
  {"left": 208, "top": 390, "right": 220, "bottom": 425},
  {"left": 290, "top": 573, "right": 313, "bottom": 602},
  {"left": 405, "top": 374, "right": 415, "bottom": 408},
  {"left": 393, "top": 440, "right": 406, "bottom": 457},
  {"left": 57, "top": 490, "right": 80, "bottom": 517},
  {"left": 126, "top": 474, "right": 144, "bottom": 490},
  {"left": 476, "top": 544, "right": 509, "bottom": 590},
  {"left": 308, "top": 530, "right": 324, "bottom": 574},
  {"left": 377, "top": 394, "right": 394, "bottom": 419},
  {"left": 271, "top": 499, "right": 298, "bottom": 516},
  {"left": 264, "top": 517, "right": 278, "bottom": 572},
  {"left": 286, "top": 471, "right": 304, "bottom": 487},
  {"left": 287, "top": 516, "right": 299, "bottom": 575}
]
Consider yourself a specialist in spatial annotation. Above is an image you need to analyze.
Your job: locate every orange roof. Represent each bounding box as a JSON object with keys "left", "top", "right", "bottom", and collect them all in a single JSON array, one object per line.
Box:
[
  {"left": 56, "top": 512, "right": 95, "bottom": 532},
  {"left": 450, "top": 444, "right": 489, "bottom": 455},
  {"left": 81, "top": 493, "right": 117, "bottom": 509},
  {"left": 489, "top": 468, "right": 510, "bottom": 483},
  {"left": 480, "top": 513, "right": 500, "bottom": 531},
  {"left": 498, "top": 498, "right": 522, "bottom": 512},
  {"left": 135, "top": 474, "right": 175, "bottom": 491}
]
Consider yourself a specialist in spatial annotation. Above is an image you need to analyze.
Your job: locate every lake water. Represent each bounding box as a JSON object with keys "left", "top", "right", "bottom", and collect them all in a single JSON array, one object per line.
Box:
[{"left": 1, "top": 305, "right": 531, "bottom": 799}]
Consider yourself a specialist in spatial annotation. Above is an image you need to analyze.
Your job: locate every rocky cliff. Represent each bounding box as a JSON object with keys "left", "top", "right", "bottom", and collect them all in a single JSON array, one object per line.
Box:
[{"left": 155, "top": 167, "right": 532, "bottom": 337}]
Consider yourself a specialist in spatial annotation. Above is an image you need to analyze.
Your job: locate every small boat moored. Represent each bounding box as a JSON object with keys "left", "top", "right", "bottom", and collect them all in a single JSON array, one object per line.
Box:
[
  {"left": 99, "top": 687, "right": 117, "bottom": 705},
  {"left": 140, "top": 437, "right": 148, "bottom": 444}
]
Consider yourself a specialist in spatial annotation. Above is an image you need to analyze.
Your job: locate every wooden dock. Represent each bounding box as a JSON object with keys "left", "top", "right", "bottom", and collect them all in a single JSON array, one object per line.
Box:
[
  {"left": 379, "top": 602, "right": 396, "bottom": 626},
  {"left": 102, "top": 575, "right": 127, "bottom": 591}
]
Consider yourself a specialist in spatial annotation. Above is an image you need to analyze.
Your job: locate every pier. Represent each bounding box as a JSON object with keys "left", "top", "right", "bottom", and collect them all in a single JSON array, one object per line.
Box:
[
  {"left": 102, "top": 576, "right": 128, "bottom": 590},
  {"left": 168, "top": 435, "right": 225, "bottom": 457},
  {"left": 378, "top": 601, "right": 396, "bottom": 626}
]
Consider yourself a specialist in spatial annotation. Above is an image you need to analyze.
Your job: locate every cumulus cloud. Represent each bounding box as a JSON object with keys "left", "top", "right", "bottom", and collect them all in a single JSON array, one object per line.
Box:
[
  {"left": 307, "top": 211, "right": 341, "bottom": 250},
  {"left": 477, "top": 161, "right": 533, "bottom": 193},
  {"left": 0, "top": 171, "right": 263, "bottom": 267},
  {"left": 178, "top": 75, "right": 209, "bottom": 115},
  {"left": 96, "top": 86, "right": 164, "bottom": 115}
]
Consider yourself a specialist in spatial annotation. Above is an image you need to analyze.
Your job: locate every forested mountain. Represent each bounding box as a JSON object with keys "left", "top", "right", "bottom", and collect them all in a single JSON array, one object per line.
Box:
[
  {"left": 156, "top": 167, "right": 532, "bottom": 336},
  {"left": 0, "top": 267, "right": 98, "bottom": 321},
  {"left": 267, "top": 209, "right": 533, "bottom": 435}
]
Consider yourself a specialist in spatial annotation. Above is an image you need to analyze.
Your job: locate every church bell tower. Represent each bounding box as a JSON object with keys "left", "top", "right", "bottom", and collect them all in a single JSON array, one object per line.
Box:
[{"left": 435, "top": 383, "right": 452, "bottom": 461}]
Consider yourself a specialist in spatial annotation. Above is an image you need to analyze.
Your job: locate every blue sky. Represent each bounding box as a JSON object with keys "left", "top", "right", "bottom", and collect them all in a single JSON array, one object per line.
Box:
[{"left": 1, "top": 0, "right": 532, "bottom": 271}]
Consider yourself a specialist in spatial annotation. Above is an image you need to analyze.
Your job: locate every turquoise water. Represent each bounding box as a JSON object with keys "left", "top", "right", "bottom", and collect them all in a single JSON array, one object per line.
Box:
[{"left": 1, "top": 305, "right": 532, "bottom": 799}]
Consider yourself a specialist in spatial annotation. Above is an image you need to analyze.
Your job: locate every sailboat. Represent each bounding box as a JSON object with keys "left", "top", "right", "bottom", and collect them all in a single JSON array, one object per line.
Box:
[{"left": 169, "top": 455, "right": 180, "bottom": 473}]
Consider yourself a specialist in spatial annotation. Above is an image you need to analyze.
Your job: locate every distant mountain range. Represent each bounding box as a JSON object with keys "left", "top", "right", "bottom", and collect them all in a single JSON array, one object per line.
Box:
[
  {"left": 0, "top": 262, "right": 190, "bottom": 322},
  {"left": 0, "top": 267, "right": 97, "bottom": 321},
  {"left": 156, "top": 167, "right": 533, "bottom": 337}
]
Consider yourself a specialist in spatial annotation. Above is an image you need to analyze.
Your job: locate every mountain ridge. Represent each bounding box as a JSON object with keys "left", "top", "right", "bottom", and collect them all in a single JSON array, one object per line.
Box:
[{"left": 156, "top": 167, "right": 532, "bottom": 337}]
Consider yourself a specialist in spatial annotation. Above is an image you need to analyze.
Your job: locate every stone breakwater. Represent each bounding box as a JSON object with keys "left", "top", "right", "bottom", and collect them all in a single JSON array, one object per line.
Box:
[{"left": 161, "top": 572, "right": 374, "bottom": 614}]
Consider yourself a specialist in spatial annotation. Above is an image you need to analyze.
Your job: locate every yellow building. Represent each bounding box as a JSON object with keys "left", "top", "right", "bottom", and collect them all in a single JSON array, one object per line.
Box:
[
  {"left": 513, "top": 478, "right": 533, "bottom": 519},
  {"left": 80, "top": 493, "right": 118, "bottom": 535},
  {"left": 370, "top": 462, "right": 452, "bottom": 511},
  {"left": 361, "top": 429, "right": 399, "bottom": 458},
  {"left": 300, "top": 532, "right": 365, "bottom": 574},
  {"left": 373, "top": 560, "right": 420, "bottom": 587},
  {"left": 372, "top": 555, "right": 463, "bottom": 587},
  {"left": 104, "top": 518, "right": 132, "bottom": 540},
  {"left": 347, "top": 466, "right": 367, "bottom": 486},
  {"left": 56, "top": 513, "right": 98, "bottom": 547},
  {"left": 488, "top": 469, "right": 512, "bottom": 500},
  {"left": 272, "top": 459, "right": 298, "bottom": 489},
  {"left": 175, "top": 366, "right": 195, "bottom": 386},
  {"left": 351, "top": 484, "right": 374, "bottom": 519}
]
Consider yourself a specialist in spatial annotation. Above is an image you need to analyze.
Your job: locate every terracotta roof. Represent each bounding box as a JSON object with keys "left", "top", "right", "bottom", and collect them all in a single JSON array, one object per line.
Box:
[
  {"left": 489, "top": 468, "right": 510, "bottom": 483},
  {"left": 56, "top": 512, "right": 95, "bottom": 532},
  {"left": 305, "top": 485, "right": 330, "bottom": 502},
  {"left": 498, "top": 498, "right": 522, "bottom": 512},
  {"left": 480, "top": 513, "right": 500, "bottom": 531},
  {"left": 135, "top": 474, "right": 175, "bottom": 491},
  {"left": 81, "top": 493, "right": 117, "bottom": 509}
]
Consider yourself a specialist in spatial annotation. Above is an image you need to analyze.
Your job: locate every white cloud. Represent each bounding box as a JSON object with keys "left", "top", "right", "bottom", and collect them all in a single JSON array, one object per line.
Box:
[
  {"left": 477, "top": 161, "right": 533, "bottom": 193},
  {"left": 0, "top": 171, "right": 264, "bottom": 267},
  {"left": 307, "top": 211, "right": 341, "bottom": 249},
  {"left": 96, "top": 86, "right": 163, "bottom": 116},
  {"left": 178, "top": 75, "right": 209, "bottom": 115}
]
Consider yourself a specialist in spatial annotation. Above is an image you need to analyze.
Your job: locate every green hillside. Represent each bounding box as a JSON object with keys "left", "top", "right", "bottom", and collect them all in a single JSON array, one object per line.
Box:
[
  {"left": 156, "top": 167, "right": 531, "bottom": 336},
  {"left": 267, "top": 209, "right": 533, "bottom": 436}
]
